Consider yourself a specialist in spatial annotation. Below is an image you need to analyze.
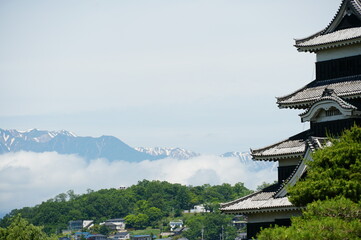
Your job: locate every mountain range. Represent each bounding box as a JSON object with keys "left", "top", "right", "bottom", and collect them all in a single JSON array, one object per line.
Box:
[
  {"left": 0, "top": 129, "right": 158, "bottom": 162},
  {"left": 0, "top": 128, "right": 274, "bottom": 169}
]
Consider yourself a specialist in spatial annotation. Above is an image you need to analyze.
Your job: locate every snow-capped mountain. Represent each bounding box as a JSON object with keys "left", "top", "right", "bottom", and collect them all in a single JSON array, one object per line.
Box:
[
  {"left": 0, "top": 129, "right": 278, "bottom": 170},
  {"left": 0, "top": 128, "right": 158, "bottom": 162},
  {"left": 135, "top": 147, "right": 200, "bottom": 160}
]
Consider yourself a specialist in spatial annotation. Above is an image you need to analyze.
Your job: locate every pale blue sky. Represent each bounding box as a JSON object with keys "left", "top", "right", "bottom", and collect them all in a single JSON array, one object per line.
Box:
[{"left": 1, "top": 0, "right": 341, "bottom": 153}]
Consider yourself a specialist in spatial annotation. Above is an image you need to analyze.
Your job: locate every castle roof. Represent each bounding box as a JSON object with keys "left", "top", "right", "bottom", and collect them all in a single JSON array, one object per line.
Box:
[
  {"left": 221, "top": 137, "right": 326, "bottom": 214},
  {"left": 277, "top": 76, "right": 361, "bottom": 109},
  {"left": 220, "top": 184, "right": 296, "bottom": 214},
  {"left": 251, "top": 131, "right": 309, "bottom": 161},
  {"left": 295, "top": 0, "right": 361, "bottom": 52}
]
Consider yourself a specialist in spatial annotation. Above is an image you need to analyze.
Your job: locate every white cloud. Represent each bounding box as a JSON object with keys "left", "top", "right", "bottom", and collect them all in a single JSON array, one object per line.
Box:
[{"left": 0, "top": 152, "right": 276, "bottom": 215}]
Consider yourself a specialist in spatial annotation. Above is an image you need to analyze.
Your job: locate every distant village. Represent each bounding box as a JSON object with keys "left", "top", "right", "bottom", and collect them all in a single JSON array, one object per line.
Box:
[{"left": 58, "top": 205, "right": 246, "bottom": 240}]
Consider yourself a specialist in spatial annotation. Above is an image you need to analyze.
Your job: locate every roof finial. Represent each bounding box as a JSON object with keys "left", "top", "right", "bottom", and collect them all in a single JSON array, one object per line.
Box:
[{"left": 322, "top": 88, "right": 335, "bottom": 97}]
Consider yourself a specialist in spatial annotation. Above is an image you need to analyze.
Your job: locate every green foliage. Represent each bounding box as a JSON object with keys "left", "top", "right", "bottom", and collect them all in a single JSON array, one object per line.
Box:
[
  {"left": 289, "top": 126, "right": 361, "bottom": 206},
  {"left": 0, "top": 180, "right": 252, "bottom": 234},
  {"left": 0, "top": 214, "right": 56, "bottom": 240},
  {"left": 124, "top": 214, "right": 149, "bottom": 229},
  {"left": 257, "top": 198, "right": 361, "bottom": 240},
  {"left": 258, "top": 126, "right": 361, "bottom": 240},
  {"left": 183, "top": 213, "right": 237, "bottom": 240}
]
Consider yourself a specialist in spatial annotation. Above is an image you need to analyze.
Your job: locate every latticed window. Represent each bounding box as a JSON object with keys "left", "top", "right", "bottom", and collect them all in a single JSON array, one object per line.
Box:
[{"left": 325, "top": 108, "right": 342, "bottom": 117}]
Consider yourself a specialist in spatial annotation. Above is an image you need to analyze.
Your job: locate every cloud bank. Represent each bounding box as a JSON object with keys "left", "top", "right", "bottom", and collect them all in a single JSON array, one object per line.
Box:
[{"left": 0, "top": 152, "right": 276, "bottom": 216}]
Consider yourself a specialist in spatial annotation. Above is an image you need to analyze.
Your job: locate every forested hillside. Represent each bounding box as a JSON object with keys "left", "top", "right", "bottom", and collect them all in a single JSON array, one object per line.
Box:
[{"left": 0, "top": 180, "right": 252, "bottom": 234}]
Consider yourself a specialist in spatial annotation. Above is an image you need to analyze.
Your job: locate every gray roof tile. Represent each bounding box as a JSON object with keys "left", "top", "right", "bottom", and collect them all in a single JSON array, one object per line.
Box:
[
  {"left": 251, "top": 131, "right": 309, "bottom": 161},
  {"left": 295, "top": 27, "right": 361, "bottom": 51},
  {"left": 220, "top": 184, "right": 295, "bottom": 213},
  {"left": 277, "top": 79, "right": 361, "bottom": 109}
]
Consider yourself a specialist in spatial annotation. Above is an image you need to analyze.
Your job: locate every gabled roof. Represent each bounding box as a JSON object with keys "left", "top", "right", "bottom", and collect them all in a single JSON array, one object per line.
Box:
[
  {"left": 251, "top": 131, "right": 309, "bottom": 161},
  {"left": 299, "top": 94, "right": 359, "bottom": 122},
  {"left": 295, "top": 0, "right": 361, "bottom": 52},
  {"left": 277, "top": 76, "right": 361, "bottom": 109}
]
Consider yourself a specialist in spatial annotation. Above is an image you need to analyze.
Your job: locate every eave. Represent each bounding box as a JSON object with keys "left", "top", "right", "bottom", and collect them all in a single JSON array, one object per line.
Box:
[
  {"left": 251, "top": 131, "right": 309, "bottom": 162},
  {"left": 277, "top": 77, "right": 361, "bottom": 109}
]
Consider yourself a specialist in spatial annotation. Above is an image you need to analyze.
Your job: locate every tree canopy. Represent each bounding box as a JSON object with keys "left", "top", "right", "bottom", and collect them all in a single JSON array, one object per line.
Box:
[
  {"left": 0, "top": 214, "right": 57, "bottom": 240},
  {"left": 257, "top": 198, "right": 361, "bottom": 240},
  {"left": 183, "top": 213, "right": 237, "bottom": 240},
  {"left": 0, "top": 180, "right": 252, "bottom": 234},
  {"left": 289, "top": 125, "right": 361, "bottom": 206}
]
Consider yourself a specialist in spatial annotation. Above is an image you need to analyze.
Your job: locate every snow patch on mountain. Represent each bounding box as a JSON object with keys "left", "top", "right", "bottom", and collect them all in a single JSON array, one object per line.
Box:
[{"left": 135, "top": 147, "right": 200, "bottom": 160}]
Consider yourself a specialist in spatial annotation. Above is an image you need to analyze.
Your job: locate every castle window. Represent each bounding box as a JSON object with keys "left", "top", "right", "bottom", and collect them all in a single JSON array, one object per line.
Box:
[{"left": 325, "top": 108, "right": 342, "bottom": 117}]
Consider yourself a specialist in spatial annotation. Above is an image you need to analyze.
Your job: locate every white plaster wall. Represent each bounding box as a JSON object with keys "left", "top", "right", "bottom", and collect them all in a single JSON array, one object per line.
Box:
[
  {"left": 248, "top": 210, "right": 301, "bottom": 223},
  {"left": 317, "top": 43, "right": 361, "bottom": 62}
]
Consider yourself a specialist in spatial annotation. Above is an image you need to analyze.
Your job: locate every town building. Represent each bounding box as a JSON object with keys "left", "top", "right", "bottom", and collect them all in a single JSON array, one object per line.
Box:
[
  {"left": 68, "top": 220, "right": 94, "bottom": 231},
  {"left": 169, "top": 220, "right": 183, "bottom": 231},
  {"left": 101, "top": 218, "right": 126, "bottom": 232},
  {"left": 109, "top": 232, "right": 130, "bottom": 240},
  {"left": 220, "top": 0, "right": 361, "bottom": 239},
  {"left": 130, "top": 235, "right": 153, "bottom": 240}
]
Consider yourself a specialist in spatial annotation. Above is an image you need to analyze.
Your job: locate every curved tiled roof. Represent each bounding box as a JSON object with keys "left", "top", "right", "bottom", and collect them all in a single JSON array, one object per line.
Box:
[
  {"left": 220, "top": 184, "right": 297, "bottom": 214},
  {"left": 277, "top": 77, "right": 361, "bottom": 109},
  {"left": 251, "top": 131, "right": 309, "bottom": 161},
  {"left": 295, "top": 0, "right": 361, "bottom": 52},
  {"left": 295, "top": 27, "right": 361, "bottom": 52},
  {"left": 251, "top": 140, "right": 305, "bottom": 161}
]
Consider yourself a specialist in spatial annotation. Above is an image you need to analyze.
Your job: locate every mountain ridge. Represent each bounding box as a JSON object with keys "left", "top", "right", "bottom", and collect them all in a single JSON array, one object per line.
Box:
[
  {"left": 0, "top": 128, "right": 277, "bottom": 171},
  {"left": 0, "top": 128, "right": 158, "bottom": 162}
]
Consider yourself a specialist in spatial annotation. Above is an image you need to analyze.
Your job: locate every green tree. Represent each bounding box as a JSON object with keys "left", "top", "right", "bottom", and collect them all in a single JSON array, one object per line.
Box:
[
  {"left": 145, "top": 207, "right": 163, "bottom": 227},
  {"left": 184, "top": 213, "right": 237, "bottom": 240},
  {"left": 257, "top": 198, "right": 361, "bottom": 240},
  {"left": 124, "top": 214, "right": 149, "bottom": 229},
  {"left": 289, "top": 126, "right": 361, "bottom": 206},
  {"left": 0, "top": 214, "right": 56, "bottom": 240}
]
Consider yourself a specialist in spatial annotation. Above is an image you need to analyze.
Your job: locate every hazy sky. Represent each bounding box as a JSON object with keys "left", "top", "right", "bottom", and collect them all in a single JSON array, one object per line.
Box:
[{"left": 1, "top": 0, "right": 342, "bottom": 154}]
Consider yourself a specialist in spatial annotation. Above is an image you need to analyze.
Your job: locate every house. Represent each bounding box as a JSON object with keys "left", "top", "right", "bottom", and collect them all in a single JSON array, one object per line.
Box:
[
  {"left": 86, "top": 234, "right": 108, "bottom": 240},
  {"left": 220, "top": 0, "right": 361, "bottom": 239},
  {"left": 130, "top": 235, "right": 153, "bottom": 240},
  {"left": 74, "top": 232, "right": 91, "bottom": 240},
  {"left": 184, "top": 204, "right": 209, "bottom": 213},
  {"left": 109, "top": 232, "right": 130, "bottom": 240},
  {"left": 69, "top": 220, "right": 94, "bottom": 231},
  {"left": 101, "top": 218, "right": 125, "bottom": 232},
  {"left": 169, "top": 220, "right": 183, "bottom": 231}
]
